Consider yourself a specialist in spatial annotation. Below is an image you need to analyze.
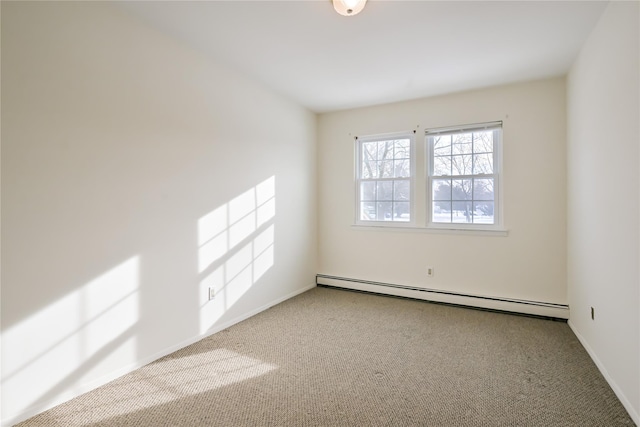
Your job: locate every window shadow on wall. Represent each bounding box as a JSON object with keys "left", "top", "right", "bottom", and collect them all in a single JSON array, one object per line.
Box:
[{"left": 197, "top": 176, "right": 276, "bottom": 334}]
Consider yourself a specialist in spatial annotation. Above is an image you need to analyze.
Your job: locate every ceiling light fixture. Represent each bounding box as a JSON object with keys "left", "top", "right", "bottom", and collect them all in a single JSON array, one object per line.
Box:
[{"left": 333, "top": 0, "right": 367, "bottom": 16}]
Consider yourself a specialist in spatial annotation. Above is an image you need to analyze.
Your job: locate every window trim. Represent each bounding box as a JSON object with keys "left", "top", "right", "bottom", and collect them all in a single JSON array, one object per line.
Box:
[
  {"left": 426, "top": 121, "right": 504, "bottom": 231},
  {"left": 354, "top": 130, "right": 416, "bottom": 227}
]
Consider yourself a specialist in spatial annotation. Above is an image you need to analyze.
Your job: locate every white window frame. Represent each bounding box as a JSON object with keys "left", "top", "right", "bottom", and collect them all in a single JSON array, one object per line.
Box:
[
  {"left": 426, "top": 121, "right": 503, "bottom": 231},
  {"left": 354, "top": 131, "right": 416, "bottom": 227}
]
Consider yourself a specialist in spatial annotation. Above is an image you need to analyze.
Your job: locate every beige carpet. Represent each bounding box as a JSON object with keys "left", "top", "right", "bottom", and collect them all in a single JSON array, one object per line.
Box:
[{"left": 17, "top": 286, "right": 635, "bottom": 426}]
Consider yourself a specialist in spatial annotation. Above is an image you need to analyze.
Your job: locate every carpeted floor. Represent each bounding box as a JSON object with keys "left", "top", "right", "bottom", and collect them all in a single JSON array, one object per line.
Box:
[{"left": 16, "top": 286, "right": 635, "bottom": 426}]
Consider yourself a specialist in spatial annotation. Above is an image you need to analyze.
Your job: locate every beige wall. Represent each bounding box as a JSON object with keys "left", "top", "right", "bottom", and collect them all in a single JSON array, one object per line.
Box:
[
  {"left": 567, "top": 1, "right": 639, "bottom": 422},
  {"left": 318, "top": 78, "right": 567, "bottom": 305},
  {"left": 1, "top": 2, "right": 317, "bottom": 424}
]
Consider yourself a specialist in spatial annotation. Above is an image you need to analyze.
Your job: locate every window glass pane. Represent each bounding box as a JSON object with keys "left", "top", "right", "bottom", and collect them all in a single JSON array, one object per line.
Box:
[
  {"left": 379, "top": 160, "right": 394, "bottom": 178},
  {"left": 360, "top": 181, "right": 376, "bottom": 201},
  {"left": 473, "top": 131, "right": 494, "bottom": 153},
  {"left": 451, "top": 155, "right": 473, "bottom": 175},
  {"left": 473, "top": 178, "right": 494, "bottom": 201},
  {"left": 378, "top": 141, "right": 394, "bottom": 161},
  {"left": 452, "top": 201, "right": 473, "bottom": 223},
  {"left": 452, "top": 133, "right": 472, "bottom": 155},
  {"left": 360, "top": 202, "right": 376, "bottom": 221},
  {"left": 394, "top": 180, "right": 410, "bottom": 201},
  {"left": 394, "top": 140, "right": 410, "bottom": 159},
  {"left": 433, "top": 179, "right": 451, "bottom": 201},
  {"left": 393, "top": 202, "right": 410, "bottom": 221},
  {"left": 377, "top": 202, "right": 393, "bottom": 221},
  {"left": 433, "top": 201, "right": 451, "bottom": 223},
  {"left": 394, "top": 159, "right": 410, "bottom": 178},
  {"left": 473, "top": 202, "right": 494, "bottom": 224},
  {"left": 473, "top": 153, "right": 493, "bottom": 174},
  {"left": 433, "top": 156, "right": 451, "bottom": 176},
  {"left": 361, "top": 159, "right": 376, "bottom": 179},
  {"left": 377, "top": 181, "right": 393, "bottom": 201},
  {"left": 364, "top": 161, "right": 389, "bottom": 178},
  {"left": 452, "top": 179, "right": 472, "bottom": 200},
  {"left": 368, "top": 162, "right": 378, "bottom": 178},
  {"left": 433, "top": 135, "right": 451, "bottom": 156},
  {"left": 363, "top": 142, "right": 378, "bottom": 160}
]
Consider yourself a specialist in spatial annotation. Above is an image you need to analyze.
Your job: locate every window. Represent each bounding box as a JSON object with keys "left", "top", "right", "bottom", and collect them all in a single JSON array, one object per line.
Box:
[
  {"left": 355, "top": 132, "right": 415, "bottom": 225},
  {"left": 353, "top": 122, "right": 503, "bottom": 233},
  {"left": 427, "top": 122, "right": 502, "bottom": 229}
]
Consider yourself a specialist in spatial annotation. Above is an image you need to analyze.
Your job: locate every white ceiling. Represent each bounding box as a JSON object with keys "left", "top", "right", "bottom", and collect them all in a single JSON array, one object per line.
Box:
[{"left": 119, "top": 1, "right": 608, "bottom": 113}]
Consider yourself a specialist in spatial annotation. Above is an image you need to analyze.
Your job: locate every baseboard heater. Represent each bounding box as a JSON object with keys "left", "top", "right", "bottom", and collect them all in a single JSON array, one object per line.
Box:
[{"left": 316, "top": 274, "right": 569, "bottom": 320}]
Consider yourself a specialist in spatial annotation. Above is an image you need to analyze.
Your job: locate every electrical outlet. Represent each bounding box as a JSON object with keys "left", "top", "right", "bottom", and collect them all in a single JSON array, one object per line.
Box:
[
  {"left": 209, "top": 287, "right": 215, "bottom": 301},
  {"left": 591, "top": 307, "right": 594, "bottom": 320},
  {"left": 426, "top": 266, "right": 434, "bottom": 277}
]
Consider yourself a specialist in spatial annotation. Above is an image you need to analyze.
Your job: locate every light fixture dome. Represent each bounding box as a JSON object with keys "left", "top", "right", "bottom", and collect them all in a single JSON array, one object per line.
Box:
[{"left": 333, "top": 0, "right": 367, "bottom": 16}]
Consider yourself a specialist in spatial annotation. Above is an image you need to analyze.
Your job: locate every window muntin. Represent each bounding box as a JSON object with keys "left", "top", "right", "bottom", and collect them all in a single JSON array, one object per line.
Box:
[
  {"left": 356, "top": 133, "right": 414, "bottom": 225},
  {"left": 427, "top": 123, "right": 501, "bottom": 228}
]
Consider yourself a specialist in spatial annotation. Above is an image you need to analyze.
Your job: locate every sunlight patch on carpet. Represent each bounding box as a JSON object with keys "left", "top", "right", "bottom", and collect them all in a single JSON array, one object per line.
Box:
[{"left": 39, "top": 349, "right": 278, "bottom": 425}]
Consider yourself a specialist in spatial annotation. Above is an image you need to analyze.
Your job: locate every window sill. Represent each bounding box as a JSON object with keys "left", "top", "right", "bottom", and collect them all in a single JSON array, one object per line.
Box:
[{"left": 351, "top": 224, "right": 508, "bottom": 237}]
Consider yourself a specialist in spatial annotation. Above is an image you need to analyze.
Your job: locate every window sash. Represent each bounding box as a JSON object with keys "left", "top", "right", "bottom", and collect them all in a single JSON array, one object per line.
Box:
[
  {"left": 427, "top": 123, "right": 502, "bottom": 229},
  {"left": 355, "top": 132, "right": 415, "bottom": 226}
]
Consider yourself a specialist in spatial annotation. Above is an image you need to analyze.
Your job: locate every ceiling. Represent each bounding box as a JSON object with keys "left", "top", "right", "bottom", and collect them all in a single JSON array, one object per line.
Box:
[{"left": 119, "top": 1, "right": 608, "bottom": 113}]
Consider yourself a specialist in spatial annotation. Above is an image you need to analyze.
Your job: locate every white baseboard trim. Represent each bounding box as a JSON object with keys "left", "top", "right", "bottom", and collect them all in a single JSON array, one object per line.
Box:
[
  {"left": 2, "top": 283, "right": 316, "bottom": 427},
  {"left": 567, "top": 320, "right": 640, "bottom": 426},
  {"left": 316, "top": 274, "right": 569, "bottom": 320}
]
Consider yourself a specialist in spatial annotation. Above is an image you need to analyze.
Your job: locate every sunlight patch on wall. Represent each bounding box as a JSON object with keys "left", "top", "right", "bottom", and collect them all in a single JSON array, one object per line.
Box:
[
  {"left": 253, "top": 225, "right": 275, "bottom": 282},
  {"left": 1, "top": 257, "right": 140, "bottom": 415},
  {"left": 198, "top": 177, "right": 276, "bottom": 334}
]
